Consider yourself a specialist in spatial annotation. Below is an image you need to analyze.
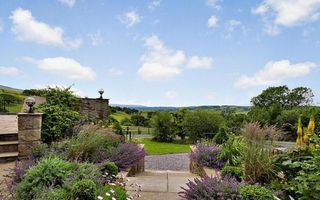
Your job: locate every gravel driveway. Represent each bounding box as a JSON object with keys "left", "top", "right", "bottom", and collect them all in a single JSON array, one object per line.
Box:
[{"left": 145, "top": 153, "right": 190, "bottom": 171}]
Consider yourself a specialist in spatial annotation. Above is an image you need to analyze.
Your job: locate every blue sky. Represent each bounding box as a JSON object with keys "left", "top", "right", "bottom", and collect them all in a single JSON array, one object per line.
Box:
[{"left": 0, "top": 0, "right": 320, "bottom": 106}]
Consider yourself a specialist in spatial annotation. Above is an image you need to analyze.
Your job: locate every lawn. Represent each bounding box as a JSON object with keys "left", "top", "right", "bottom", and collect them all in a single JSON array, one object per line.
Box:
[
  {"left": 111, "top": 111, "right": 131, "bottom": 122},
  {"left": 138, "top": 138, "right": 191, "bottom": 155}
]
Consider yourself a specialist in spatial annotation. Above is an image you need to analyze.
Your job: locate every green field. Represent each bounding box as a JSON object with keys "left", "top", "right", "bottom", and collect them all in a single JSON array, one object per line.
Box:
[
  {"left": 111, "top": 111, "right": 131, "bottom": 122},
  {"left": 0, "top": 88, "right": 26, "bottom": 113},
  {"left": 138, "top": 138, "right": 191, "bottom": 155}
]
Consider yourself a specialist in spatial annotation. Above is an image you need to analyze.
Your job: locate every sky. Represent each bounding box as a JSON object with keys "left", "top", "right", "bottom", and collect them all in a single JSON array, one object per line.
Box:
[{"left": 0, "top": 0, "right": 320, "bottom": 106}]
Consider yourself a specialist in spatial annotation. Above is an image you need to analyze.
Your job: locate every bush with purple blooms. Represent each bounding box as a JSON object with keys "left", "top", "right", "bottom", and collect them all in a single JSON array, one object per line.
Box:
[
  {"left": 179, "top": 175, "right": 240, "bottom": 200},
  {"left": 190, "top": 143, "right": 224, "bottom": 169},
  {"left": 105, "top": 143, "right": 146, "bottom": 171}
]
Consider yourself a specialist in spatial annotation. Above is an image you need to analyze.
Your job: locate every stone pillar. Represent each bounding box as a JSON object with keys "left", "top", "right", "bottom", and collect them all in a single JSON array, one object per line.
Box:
[{"left": 17, "top": 113, "right": 43, "bottom": 157}]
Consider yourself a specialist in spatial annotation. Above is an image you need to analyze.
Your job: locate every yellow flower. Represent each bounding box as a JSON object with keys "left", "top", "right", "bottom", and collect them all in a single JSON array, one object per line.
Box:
[
  {"left": 296, "top": 117, "right": 303, "bottom": 147},
  {"left": 308, "top": 113, "right": 315, "bottom": 134}
]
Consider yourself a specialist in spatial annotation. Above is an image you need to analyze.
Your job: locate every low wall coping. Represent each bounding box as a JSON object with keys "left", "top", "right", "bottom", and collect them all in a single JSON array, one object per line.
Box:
[{"left": 17, "top": 113, "right": 43, "bottom": 116}]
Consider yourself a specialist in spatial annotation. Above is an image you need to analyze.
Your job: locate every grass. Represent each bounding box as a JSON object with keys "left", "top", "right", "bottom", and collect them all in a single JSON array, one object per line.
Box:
[
  {"left": 111, "top": 111, "right": 131, "bottom": 122},
  {"left": 0, "top": 88, "right": 26, "bottom": 113},
  {"left": 137, "top": 138, "right": 191, "bottom": 155},
  {"left": 124, "top": 126, "right": 154, "bottom": 135}
]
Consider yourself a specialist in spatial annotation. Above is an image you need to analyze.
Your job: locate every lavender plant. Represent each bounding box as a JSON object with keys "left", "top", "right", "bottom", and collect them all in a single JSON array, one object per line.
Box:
[
  {"left": 190, "top": 143, "right": 224, "bottom": 169},
  {"left": 106, "top": 143, "right": 146, "bottom": 171},
  {"left": 179, "top": 175, "right": 241, "bottom": 200}
]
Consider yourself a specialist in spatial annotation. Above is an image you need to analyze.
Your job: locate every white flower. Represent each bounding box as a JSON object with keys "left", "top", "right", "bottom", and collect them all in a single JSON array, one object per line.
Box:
[
  {"left": 105, "top": 192, "right": 111, "bottom": 196},
  {"left": 110, "top": 189, "right": 115, "bottom": 194},
  {"left": 98, "top": 196, "right": 103, "bottom": 200},
  {"left": 112, "top": 197, "right": 116, "bottom": 200},
  {"left": 126, "top": 198, "right": 132, "bottom": 200},
  {"left": 109, "top": 183, "right": 116, "bottom": 186}
]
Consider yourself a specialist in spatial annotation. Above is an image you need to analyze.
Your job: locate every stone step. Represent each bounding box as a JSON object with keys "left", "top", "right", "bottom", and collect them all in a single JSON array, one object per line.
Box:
[
  {"left": 0, "top": 141, "right": 19, "bottom": 153},
  {"left": 0, "top": 133, "right": 18, "bottom": 141},
  {"left": 0, "top": 152, "right": 18, "bottom": 163}
]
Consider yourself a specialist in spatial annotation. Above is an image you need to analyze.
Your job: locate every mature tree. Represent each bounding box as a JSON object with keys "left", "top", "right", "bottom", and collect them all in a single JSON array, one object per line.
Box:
[
  {"left": 183, "top": 110, "right": 225, "bottom": 142},
  {"left": 251, "top": 86, "right": 313, "bottom": 108},
  {"left": 172, "top": 108, "right": 189, "bottom": 139},
  {"left": 151, "top": 111, "right": 175, "bottom": 142},
  {"left": 221, "top": 108, "right": 248, "bottom": 134},
  {"left": 131, "top": 113, "right": 146, "bottom": 126}
]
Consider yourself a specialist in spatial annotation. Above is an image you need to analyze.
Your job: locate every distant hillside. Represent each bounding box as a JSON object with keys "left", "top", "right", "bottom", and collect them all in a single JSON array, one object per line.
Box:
[
  {"left": 111, "top": 104, "right": 251, "bottom": 112},
  {"left": 0, "top": 85, "right": 23, "bottom": 93}
]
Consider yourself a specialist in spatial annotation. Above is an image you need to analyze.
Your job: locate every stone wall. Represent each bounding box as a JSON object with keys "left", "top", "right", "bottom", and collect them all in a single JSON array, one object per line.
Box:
[
  {"left": 17, "top": 113, "right": 42, "bottom": 158},
  {"left": 79, "top": 98, "right": 109, "bottom": 120}
]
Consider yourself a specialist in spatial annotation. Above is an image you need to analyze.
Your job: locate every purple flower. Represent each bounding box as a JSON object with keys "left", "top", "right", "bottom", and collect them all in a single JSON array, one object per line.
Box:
[{"left": 190, "top": 143, "right": 224, "bottom": 169}]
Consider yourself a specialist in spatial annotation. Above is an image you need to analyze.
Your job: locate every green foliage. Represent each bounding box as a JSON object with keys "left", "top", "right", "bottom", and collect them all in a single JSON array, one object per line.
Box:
[
  {"left": 16, "top": 157, "right": 74, "bottom": 200},
  {"left": 221, "top": 108, "right": 248, "bottom": 134},
  {"left": 131, "top": 113, "right": 146, "bottom": 126},
  {"left": 213, "top": 128, "right": 229, "bottom": 144},
  {"left": 71, "top": 179, "right": 97, "bottom": 200},
  {"left": 112, "top": 121, "right": 123, "bottom": 135},
  {"left": 172, "top": 108, "right": 189, "bottom": 139},
  {"left": 219, "top": 135, "right": 245, "bottom": 166},
  {"left": 0, "top": 92, "right": 24, "bottom": 112},
  {"left": 120, "top": 117, "right": 132, "bottom": 126},
  {"left": 221, "top": 165, "right": 243, "bottom": 181},
  {"left": 251, "top": 86, "right": 313, "bottom": 108},
  {"left": 39, "top": 105, "right": 80, "bottom": 143},
  {"left": 16, "top": 156, "right": 100, "bottom": 200},
  {"left": 183, "top": 110, "right": 225, "bottom": 142},
  {"left": 41, "top": 188, "right": 70, "bottom": 200},
  {"left": 151, "top": 111, "right": 175, "bottom": 142},
  {"left": 66, "top": 126, "right": 121, "bottom": 162},
  {"left": 97, "top": 185, "right": 127, "bottom": 200},
  {"left": 101, "top": 162, "right": 118, "bottom": 177},
  {"left": 239, "top": 185, "right": 274, "bottom": 200},
  {"left": 272, "top": 148, "right": 320, "bottom": 199}
]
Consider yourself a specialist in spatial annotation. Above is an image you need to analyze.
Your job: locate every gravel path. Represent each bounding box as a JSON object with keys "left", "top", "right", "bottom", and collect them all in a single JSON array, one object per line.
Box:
[{"left": 145, "top": 153, "right": 190, "bottom": 171}]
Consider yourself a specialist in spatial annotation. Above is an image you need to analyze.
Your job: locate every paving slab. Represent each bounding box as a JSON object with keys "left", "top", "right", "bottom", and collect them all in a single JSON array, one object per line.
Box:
[
  {"left": 136, "top": 191, "right": 180, "bottom": 200},
  {"left": 0, "top": 115, "right": 18, "bottom": 134}
]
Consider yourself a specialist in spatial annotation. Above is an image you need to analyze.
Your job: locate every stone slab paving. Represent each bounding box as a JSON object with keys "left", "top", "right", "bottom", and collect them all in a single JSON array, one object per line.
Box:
[
  {"left": 145, "top": 153, "right": 190, "bottom": 171},
  {"left": 0, "top": 162, "right": 14, "bottom": 192},
  {"left": 126, "top": 170, "right": 197, "bottom": 200},
  {"left": 0, "top": 115, "right": 18, "bottom": 134}
]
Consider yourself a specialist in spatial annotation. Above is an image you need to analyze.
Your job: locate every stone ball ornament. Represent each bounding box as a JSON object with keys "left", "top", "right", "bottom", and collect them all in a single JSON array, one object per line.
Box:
[{"left": 25, "top": 97, "right": 36, "bottom": 113}]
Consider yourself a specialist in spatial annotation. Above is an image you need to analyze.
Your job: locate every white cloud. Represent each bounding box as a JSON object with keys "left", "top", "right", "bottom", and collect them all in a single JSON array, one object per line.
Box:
[
  {"left": 165, "top": 90, "right": 178, "bottom": 99},
  {"left": 235, "top": 60, "right": 316, "bottom": 88},
  {"left": 138, "top": 35, "right": 185, "bottom": 80},
  {"left": 0, "top": 66, "right": 23, "bottom": 76},
  {"left": 208, "top": 16, "right": 218, "bottom": 29},
  {"left": 148, "top": 0, "right": 161, "bottom": 10},
  {"left": 224, "top": 19, "right": 244, "bottom": 38},
  {"left": 206, "top": 0, "right": 221, "bottom": 10},
  {"left": 119, "top": 11, "right": 141, "bottom": 27},
  {"left": 88, "top": 31, "right": 103, "bottom": 46},
  {"left": 187, "top": 56, "right": 213, "bottom": 69},
  {"left": 253, "top": 0, "right": 320, "bottom": 34},
  {"left": 25, "top": 57, "right": 96, "bottom": 80},
  {"left": 58, "top": 0, "right": 76, "bottom": 7},
  {"left": 10, "top": 8, "right": 82, "bottom": 49},
  {"left": 108, "top": 68, "right": 123, "bottom": 76}
]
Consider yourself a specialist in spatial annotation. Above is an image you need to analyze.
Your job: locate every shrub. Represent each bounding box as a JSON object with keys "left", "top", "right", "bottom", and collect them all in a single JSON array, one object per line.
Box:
[
  {"left": 190, "top": 143, "right": 223, "bottom": 169},
  {"left": 35, "top": 87, "right": 82, "bottom": 143},
  {"left": 106, "top": 143, "right": 145, "bottom": 171},
  {"left": 97, "top": 185, "right": 127, "bottom": 200},
  {"left": 16, "top": 157, "right": 75, "bottom": 200},
  {"left": 15, "top": 157, "right": 100, "bottom": 200},
  {"left": 213, "top": 127, "right": 229, "bottom": 144},
  {"left": 183, "top": 110, "right": 225, "bottom": 142},
  {"left": 179, "top": 175, "right": 240, "bottom": 200},
  {"left": 221, "top": 165, "right": 243, "bottom": 181},
  {"left": 239, "top": 185, "right": 274, "bottom": 200},
  {"left": 41, "top": 188, "right": 70, "bottom": 200},
  {"left": 120, "top": 118, "right": 132, "bottom": 126},
  {"left": 71, "top": 179, "right": 97, "bottom": 200},
  {"left": 101, "top": 162, "right": 118, "bottom": 177},
  {"left": 151, "top": 111, "right": 175, "bottom": 142},
  {"left": 219, "top": 135, "right": 245, "bottom": 167},
  {"left": 272, "top": 148, "right": 320, "bottom": 199},
  {"left": 66, "top": 126, "right": 121, "bottom": 162},
  {"left": 112, "top": 121, "right": 123, "bottom": 135},
  {"left": 39, "top": 105, "right": 80, "bottom": 143}
]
